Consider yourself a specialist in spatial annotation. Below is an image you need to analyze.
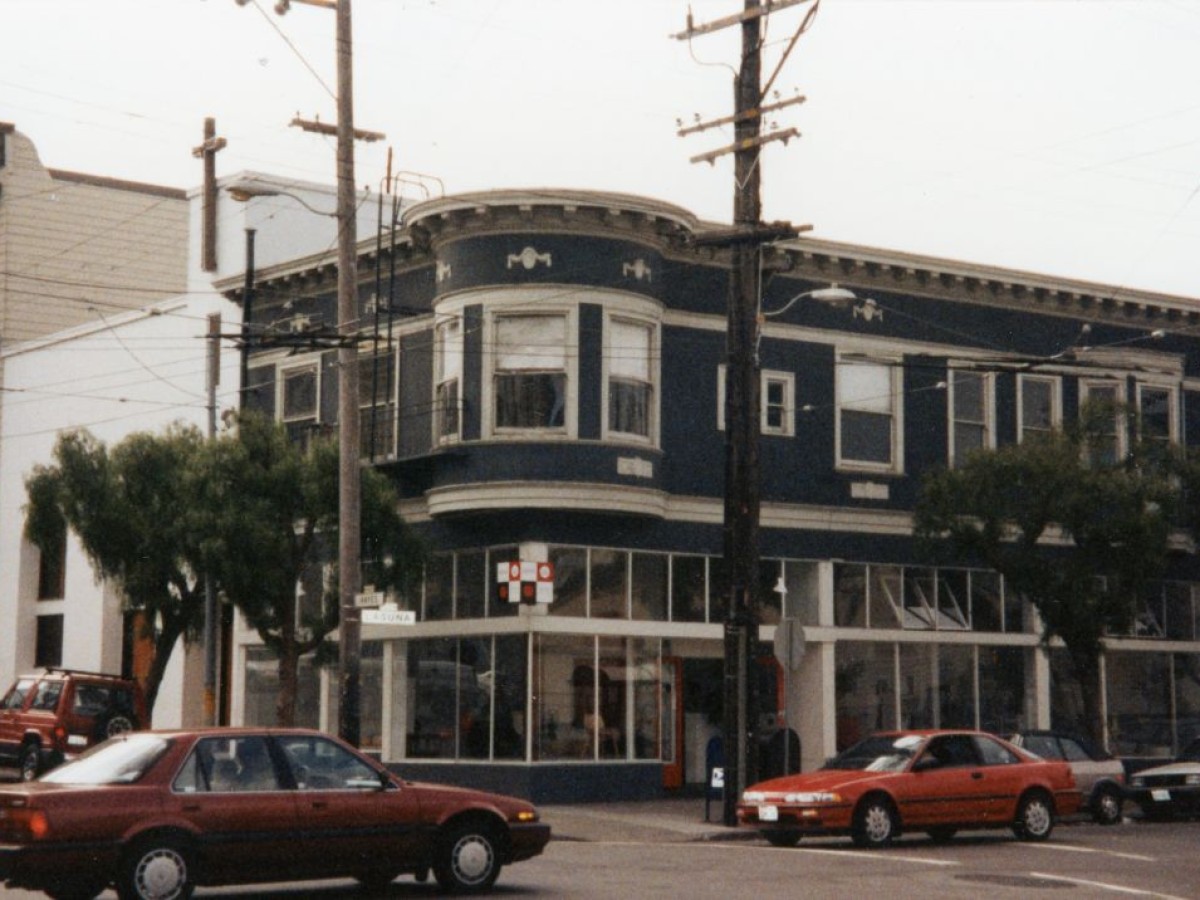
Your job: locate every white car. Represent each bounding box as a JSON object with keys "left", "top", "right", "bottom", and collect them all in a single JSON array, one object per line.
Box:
[
  {"left": 1126, "top": 737, "right": 1200, "bottom": 821},
  {"left": 1008, "top": 731, "right": 1125, "bottom": 825}
]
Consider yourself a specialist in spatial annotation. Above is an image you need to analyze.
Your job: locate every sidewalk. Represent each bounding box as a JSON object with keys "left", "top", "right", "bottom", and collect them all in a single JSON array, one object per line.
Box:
[{"left": 540, "top": 796, "right": 760, "bottom": 844}]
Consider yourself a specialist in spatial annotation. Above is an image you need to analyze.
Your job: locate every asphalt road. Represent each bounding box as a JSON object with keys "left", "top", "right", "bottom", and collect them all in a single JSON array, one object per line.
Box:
[{"left": 6, "top": 820, "right": 1198, "bottom": 899}]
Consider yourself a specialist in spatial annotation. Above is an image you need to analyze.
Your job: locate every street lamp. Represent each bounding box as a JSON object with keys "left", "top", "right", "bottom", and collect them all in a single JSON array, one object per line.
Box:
[
  {"left": 225, "top": 183, "right": 338, "bottom": 218},
  {"left": 759, "top": 285, "right": 857, "bottom": 320}
]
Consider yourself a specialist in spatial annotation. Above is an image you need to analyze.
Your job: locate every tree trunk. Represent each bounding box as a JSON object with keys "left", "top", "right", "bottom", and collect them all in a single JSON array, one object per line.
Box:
[
  {"left": 1069, "top": 648, "right": 1106, "bottom": 750},
  {"left": 142, "top": 612, "right": 185, "bottom": 726}
]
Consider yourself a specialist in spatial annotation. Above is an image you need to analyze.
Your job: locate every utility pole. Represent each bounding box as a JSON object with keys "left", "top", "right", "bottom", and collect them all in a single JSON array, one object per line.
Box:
[
  {"left": 333, "top": 0, "right": 364, "bottom": 750},
  {"left": 674, "top": 0, "right": 810, "bottom": 827},
  {"left": 204, "top": 313, "right": 222, "bottom": 726},
  {"left": 191, "top": 117, "right": 227, "bottom": 273},
  {"left": 238, "top": 0, "right": 385, "bottom": 748}
]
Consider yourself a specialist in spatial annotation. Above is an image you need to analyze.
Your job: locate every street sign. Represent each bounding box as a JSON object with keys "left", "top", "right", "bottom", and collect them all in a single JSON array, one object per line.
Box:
[
  {"left": 355, "top": 591, "right": 386, "bottom": 608},
  {"left": 361, "top": 606, "right": 415, "bottom": 626},
  {"left": 773, "top": 618, "right": 806, "bottom": 671}
]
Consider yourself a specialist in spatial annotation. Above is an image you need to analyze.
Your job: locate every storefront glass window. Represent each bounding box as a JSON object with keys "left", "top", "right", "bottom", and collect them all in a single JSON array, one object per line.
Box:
[
  {"left": 457, "top": 550, "right": 486, "bottom": 620},
  {"left": 869, "top": 566, "right": 902, "bottom": 629},
  {"left": 709, "top": 557, "right": 729, "bottom": 623},
  {"left": 359, "top": 642, "right": 384, "bottom": 752},
  {"left": 549, "top": 546, "right": 588, "bottom": 617},
  {"left": 671, "top": 555, "right": 707, "bottom": 622},
  {"left": 487, "top": 546, "right": 519, "bottom": 618},
  {"left": 597, "top": 637, "right": 626, "bottom": 759},
  {"left": 835, "top": 641, "right": 896, "bottom": 750},
  {"left": 491, "top": 635, "right": 528, "bottom": 759},
  {"left": 978, "top": 646, "right": 1029, "bottom": 734},
  {"left": 1107, "top": 651, "right": 1172, "bottom": 757},
  {"left": 1175, "top": 653, "right": 1200, "bottom": 748},
  {"left": 938, "top": 644, "right": 976, "bottom": 728},
  {"left": 758, "top": 560, "right": 783, "bottom": 626},
  {"left": 425, "top": 555, "right": 453, "bottom": 621},
  {"left": 784, "top": 560, "right": 820, "bottom": 626},
  {"left": 1165, "top": 582, "right": 1197, "bottom": 641},
  {"left": 833, "top": 563, "right": 867, "bottom": 628},
  {"left": 591, "top": 549, "right": 628, "bottom": 619},
  {"left": 970, "top": 570, "right": 1003, "bottom": 632},
  {"left": 406, "top": 638, "right": 465, "bottom": 759},
  {"left": 631, "top": 639, "right": 664, "bottom": 760},
  {"left": 533, "top": 634, "right": 596, "bottom": 760},
  {"left": 899, "top": 643, "right": 935, "bottom": 728},
  {"left": 1049, "top": 647, "right": 1087, "bottom": 737},
  {"left": 631, "top": 553, "right": 668, "bottom": 621},
  {"left": 243, "top": 646, "right": 322, "bottom": 729}
]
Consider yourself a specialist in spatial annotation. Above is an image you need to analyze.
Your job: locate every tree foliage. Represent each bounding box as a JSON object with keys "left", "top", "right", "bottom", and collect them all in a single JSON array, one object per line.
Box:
[
  {"left": 195, "top": 411, "right": 425, "bottom": 726},
  {"left": 24, "top": 413, "right": 425, "bottom": 730},
  {"left": 913, "top": 420, "right": 1175, "bottom": 746},
  {"left": 25, "top": 425, "right": 211, "bottom": 719}
]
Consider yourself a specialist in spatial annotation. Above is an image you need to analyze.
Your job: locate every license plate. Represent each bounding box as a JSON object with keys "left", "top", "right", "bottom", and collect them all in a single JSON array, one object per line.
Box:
[
  {"left": 1151, "top": 789, "right": 1171, "bottom": 802},
  {"left": 759, "top": 805, "right": 779, "bottom": 822}
]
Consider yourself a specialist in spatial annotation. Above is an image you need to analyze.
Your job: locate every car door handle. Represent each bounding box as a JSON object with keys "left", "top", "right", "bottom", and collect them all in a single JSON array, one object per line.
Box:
[
  {"left": 971, "top": 772, "right": 984, "bottom": 780},
  {"left": 310, "top": 800, "right": 328, "bottom": 810},
  {"left": 182, "top": 803, "right": 201, "bottom": 812}
]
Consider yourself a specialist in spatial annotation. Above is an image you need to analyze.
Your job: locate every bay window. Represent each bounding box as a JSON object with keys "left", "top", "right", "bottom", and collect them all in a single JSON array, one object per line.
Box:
[
  {"left": 434, "top": 318, "right": 462, "bottom": 442},
  {"left": 494, "top": 314, "right": 567, "bottom": 431},
  {"left": 606, "top": 317, "right": 654, "bottom": 440}
]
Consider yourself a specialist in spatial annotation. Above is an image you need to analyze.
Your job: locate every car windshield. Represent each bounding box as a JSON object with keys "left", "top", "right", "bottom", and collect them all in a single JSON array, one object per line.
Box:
[
  {"left": 40, "top": 733, "right": 170, "bottom": 785},
  {"left": 823, "top": 734, "right": 924, "bottom": 772}
]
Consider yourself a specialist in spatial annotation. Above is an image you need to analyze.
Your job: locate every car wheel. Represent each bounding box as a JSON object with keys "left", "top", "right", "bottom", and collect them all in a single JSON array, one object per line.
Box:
[
  {"left": 763, "top": 829, "right": 801, "bottom": 847},
  {"left": 1092, "top": 787, "right": 1123, "bottom": 826},
  {"left": 1013, "top": 791, "right": 1055, "bottom": 842},
  {"left": 18, "top": 742, "right": 40, "bottom": 781},
  {"left": 433, "top": 821, "right": 502, "bottom": 893},
  {"left": 852, "top": 796, "right": 898, "bottom": 849},
  {"left": 926, "top": 826, "right": 957, "bottom": 844},
  {"left": 117, "top": 835, "right": 195, "bottom": 900},
  {"left": 99, "top": 713, "right": 137, "bottom": 740}
]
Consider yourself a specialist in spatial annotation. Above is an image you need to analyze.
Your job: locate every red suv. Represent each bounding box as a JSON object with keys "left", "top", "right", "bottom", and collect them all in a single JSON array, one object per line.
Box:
[{"left": 0, "top": 668, "right": 145, "bottom": 781}]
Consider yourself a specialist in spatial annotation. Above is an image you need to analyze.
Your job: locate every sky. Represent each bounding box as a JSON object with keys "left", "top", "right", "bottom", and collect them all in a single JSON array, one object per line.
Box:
[{"left": 4, "top": 0, "right": 1200, "bottom": 298}]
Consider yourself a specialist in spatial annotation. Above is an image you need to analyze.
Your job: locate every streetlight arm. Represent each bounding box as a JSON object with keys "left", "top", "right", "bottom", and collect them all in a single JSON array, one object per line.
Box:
[
  {"left": 759, "top": 285, "right": 857, "bottom": 319},
  {"left": 226, "top": 184, "right": 338, "bottom": 218}
]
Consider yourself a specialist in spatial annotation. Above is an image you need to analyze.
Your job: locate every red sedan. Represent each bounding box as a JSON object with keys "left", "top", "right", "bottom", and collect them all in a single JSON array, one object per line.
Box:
[
  {"left": 0, "top": 727, "right": 550, "bottom": 900},
  {"left": 738, "top": 729, "right": 1080, "bottom": 848}
]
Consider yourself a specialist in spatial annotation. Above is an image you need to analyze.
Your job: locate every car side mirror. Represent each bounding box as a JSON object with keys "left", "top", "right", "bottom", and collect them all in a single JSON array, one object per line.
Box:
[{"left": 914, "top": 756, "right": 941, "bottom": 772}]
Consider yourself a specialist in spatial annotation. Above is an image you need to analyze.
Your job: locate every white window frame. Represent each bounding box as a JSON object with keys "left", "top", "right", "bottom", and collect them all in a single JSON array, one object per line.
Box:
[
  {"left": 1017, "top": 374, "right": 1061, "bottom": 443},
  {"left": 948, "top": 368, "right": 994, "bottom": 467},
  {"left": 762, "top": 372, "right": 796, "bottom": 437},
  {"left": 483, "top": 304, "right": 578, "bottom": 440},
  {"left": 1136, "top": 382, "right": 1178, "bottom": 447},
  {"left": 716, "top": 365, "right": 795, "bottom": 436},
  {"left": 279, "top": 359, "right": 320, "bottom": 426},
  {"left": 835, "top": 355, "right": 903, "bottom": 473},
  {"left": 602, "top": 313, "right": 660, "bottom": 445},
  {"left": 433, "top": 317, "right": 463, "bottom": 444}
]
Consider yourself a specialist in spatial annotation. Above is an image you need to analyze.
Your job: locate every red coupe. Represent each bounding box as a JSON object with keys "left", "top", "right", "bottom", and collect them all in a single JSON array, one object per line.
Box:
[
  {"left": 0, "top": 727, "right": 550, "bottom": 900},
  {"left": 738, "top": 729, "right": 1080, "bottom": 848}
]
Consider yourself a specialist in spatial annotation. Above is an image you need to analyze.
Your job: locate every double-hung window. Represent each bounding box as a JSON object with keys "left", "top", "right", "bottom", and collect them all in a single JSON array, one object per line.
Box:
[
  {"left": 281, "top": 362, "right": 319, "bottom": 449},
  {"left": 359, "top": 350, "right": 396, "bottom": 460},
  {"left": 1018, "top": 374, "right": 1060, "bottom": 443},
  {"left": 837, "top": 357, "right": 901, "bottom": 471},
  {"left": 1080, "top": 380, "right": 1124, "bottom": 467},
  {"left": 1137, "top": 383, "right": 1177, "bottom": 460},
  {"left": 949, "top": 369, "right": 992, "bottom": 466},
  {"left": 434, "top": 318, "right": 462, "bottom": 443},
  {"left": 606, "top": 317, "right": 655, "bottom": 440},
  {"left": 494, "top": 314, "right": 567, "bottom": 431}
]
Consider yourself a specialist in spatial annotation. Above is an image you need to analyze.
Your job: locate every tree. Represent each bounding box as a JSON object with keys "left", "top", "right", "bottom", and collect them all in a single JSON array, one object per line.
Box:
[
  {"left": 196, "top": 411, "right": 424, "bottom": 727},
  {"left": 913, "top": 420, "right": 1175, "bottom": 747},
  {"left": 25, "top": 426, "right": 211, "bottom": 719}
]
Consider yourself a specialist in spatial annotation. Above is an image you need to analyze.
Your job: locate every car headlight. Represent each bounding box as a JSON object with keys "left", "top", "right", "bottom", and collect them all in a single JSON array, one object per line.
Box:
[
  {"left": 1132, "top": 777, "right": 1146, "bottom": 788},
  {"left": 743, "top": 791, "right": 767, "bottom": 802},
  {"left": 1185, "top": 775, "right": 1200, "bottom": 786}
]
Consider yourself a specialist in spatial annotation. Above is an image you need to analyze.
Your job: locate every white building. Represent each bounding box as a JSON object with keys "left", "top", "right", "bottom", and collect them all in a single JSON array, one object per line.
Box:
[{"left": 0, "top": 126, "right": 376, "bottom": 726}]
